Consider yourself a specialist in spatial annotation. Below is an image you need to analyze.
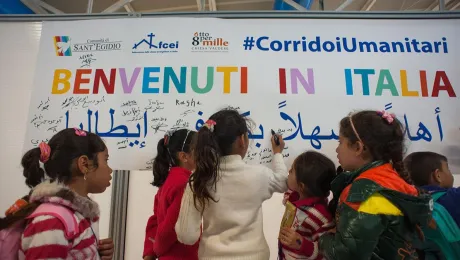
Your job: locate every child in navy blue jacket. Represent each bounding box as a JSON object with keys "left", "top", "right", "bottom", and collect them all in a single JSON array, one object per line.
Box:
[
  {"left": 405, "top": 152, "right": 459, "bottom": 225},
  {"left": 404, "top": 151, "right": 460, "bottom": 259}
]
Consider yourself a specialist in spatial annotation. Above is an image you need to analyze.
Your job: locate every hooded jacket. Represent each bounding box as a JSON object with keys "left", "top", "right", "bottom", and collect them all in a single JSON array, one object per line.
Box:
[
  {"left": 319, "top": 162, "right": 433, "bottom": 260},
  {"left": 19, "top": 180, "right": 101, "bottom": 260}
]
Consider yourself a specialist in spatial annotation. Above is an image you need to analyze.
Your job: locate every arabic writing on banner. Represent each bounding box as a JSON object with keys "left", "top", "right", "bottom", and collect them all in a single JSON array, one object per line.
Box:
[
  {"left": 29, "top": 93, "right": 447, "bottom": 170},
  {"left": 24, "top": 18, "right": 459, "bottom": 170}
]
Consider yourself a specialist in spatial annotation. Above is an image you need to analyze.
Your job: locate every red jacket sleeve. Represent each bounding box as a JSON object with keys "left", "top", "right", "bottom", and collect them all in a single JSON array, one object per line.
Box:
[
  {"left": 143, "top": 194, "right": 159, "bottom": 258},
  {"left": 153, "top": 185, "right": 185, "bottom": 256}
]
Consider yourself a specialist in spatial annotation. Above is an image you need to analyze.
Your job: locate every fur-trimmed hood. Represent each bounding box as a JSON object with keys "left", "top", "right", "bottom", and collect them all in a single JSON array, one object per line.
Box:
[{"left": 30, "top": 180, "right": 100, "bottom": 220}]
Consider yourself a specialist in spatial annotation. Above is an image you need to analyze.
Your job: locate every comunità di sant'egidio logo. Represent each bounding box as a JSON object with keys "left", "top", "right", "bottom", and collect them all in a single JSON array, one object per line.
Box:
[
  {"left": 54, "top": 36, "right": 72, "bottom": 56},
  {"left": 191, "top": 32, "right": 229, "bottom": 52},
  {"left": 53, "top": 36, "right": 122, "bottom": 56}
]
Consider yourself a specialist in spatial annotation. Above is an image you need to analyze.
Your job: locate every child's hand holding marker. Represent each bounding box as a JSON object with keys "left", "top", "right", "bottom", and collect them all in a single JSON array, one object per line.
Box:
[{"left": 271, "top": 130, "right": 285, "bottom": 154}]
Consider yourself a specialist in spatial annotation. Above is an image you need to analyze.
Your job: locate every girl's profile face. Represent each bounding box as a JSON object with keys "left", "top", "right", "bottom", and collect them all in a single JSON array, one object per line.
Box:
[
  {"left": 336, "top": 134, "right": 363, "bottom": 172},
  {"left": 86, "top": 149, "right": 113, "bottom": 194}
]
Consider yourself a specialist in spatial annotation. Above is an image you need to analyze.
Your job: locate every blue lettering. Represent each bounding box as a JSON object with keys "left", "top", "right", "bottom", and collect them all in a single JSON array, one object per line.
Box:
[
  {"left": 256, "top": 36, "right": 269, "bottom": 51},
  {"left": 142, "top": 67, "right": 160, "bottom": 93},
  {"left": 270, "top": 40, "right": 282, "bottom": 51},
  {"left": 323, "top": 41, "right": 335, "bottom": 52}
]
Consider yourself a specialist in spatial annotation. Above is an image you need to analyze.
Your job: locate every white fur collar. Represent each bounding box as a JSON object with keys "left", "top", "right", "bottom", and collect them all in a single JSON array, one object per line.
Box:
[{"left": 30, "top": 180, "right": 100, "bottom": 220}]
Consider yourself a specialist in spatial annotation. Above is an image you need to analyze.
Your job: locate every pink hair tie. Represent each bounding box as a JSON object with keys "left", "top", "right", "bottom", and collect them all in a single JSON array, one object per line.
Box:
[
  {"left": 203, "top": 120, "right": 216, "bottom": 132},
  {"left": 377, "top": 110, "right": 396, "bottom": 124},
  {"left": 74, "top": 127, "right": 87, "bottom": 136},
  {"left": 38, "top": 142, "right": 51, "bottom": 163}
]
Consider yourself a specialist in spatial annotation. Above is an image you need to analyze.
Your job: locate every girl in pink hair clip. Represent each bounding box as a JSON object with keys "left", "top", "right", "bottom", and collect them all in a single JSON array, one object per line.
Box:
[
  {"left": 319, "top": 110, "right": 433, "bottom": 260},
  {"left": 175, "top": 108, "right": 289, "bottom": 260},
  {"left": 0, "top": 128, "right": 114, "bottom": 260}
]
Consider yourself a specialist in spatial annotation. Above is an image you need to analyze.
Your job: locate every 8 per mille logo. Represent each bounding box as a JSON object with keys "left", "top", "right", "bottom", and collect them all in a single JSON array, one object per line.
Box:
[{"left": 191, "top": 32, "right": 229, "bottom": 52}]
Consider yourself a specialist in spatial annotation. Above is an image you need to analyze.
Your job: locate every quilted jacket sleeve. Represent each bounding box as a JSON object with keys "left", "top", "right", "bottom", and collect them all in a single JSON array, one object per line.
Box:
[
  {"left": 143, "top": 194, "right": 159, "bottom": 258},
  {"left": 318, "top": 203, "right": 386, "bottom": 260},
  {"left": 153, "top": 184, "right": 187, "bottom": 256}
]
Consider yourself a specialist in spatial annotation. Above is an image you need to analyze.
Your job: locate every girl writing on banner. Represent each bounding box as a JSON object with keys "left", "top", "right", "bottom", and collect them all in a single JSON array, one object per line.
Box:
[
  {"left": 0, "top": 128, "right": 114, "bottom": 260},
  {"left": 278, "top": 151, "right": 336, "bottom": 260},
  {"left": 175, "top": 108, "right": 288, "bottom": 260},
  {"left": 318, "top": 110, "right": 433, "bottom": 260},
  {"left": 143, "top": 129, "right": 199, "bottom": 260}
]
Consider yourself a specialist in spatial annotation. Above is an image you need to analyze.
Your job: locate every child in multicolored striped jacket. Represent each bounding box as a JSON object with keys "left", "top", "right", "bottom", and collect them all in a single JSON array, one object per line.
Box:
[
  {"left": 278, "top": 151, "right": 336, "bottom": 260},
  {"left": 0, "top": 128, "right": 114, "bottom": 260}
]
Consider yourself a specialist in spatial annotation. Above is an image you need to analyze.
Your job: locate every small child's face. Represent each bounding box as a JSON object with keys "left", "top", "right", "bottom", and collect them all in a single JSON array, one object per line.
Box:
[
  {"left": 86, "top": 148, "right": 113, "bottom": 194},
  {"left": 336, "top": 134, "right": 363, "bottom": 171},
  {"left": 437, "top": 160, "right": 454, "bottom": 188}
]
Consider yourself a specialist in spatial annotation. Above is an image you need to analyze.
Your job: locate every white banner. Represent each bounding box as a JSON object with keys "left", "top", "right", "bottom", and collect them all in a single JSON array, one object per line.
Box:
[{"left": 25, "top": 17, "right": 460, "bottom": 170}]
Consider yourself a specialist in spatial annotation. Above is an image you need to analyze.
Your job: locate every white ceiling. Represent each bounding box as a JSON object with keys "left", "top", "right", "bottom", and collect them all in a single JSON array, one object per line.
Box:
[{"left": 23, "top": 0, "right": 460, "bottom": 14}]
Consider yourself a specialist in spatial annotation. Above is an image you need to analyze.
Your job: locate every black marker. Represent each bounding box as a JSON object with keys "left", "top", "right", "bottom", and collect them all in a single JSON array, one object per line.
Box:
[{"left": 271, "top": 129, "right": 280, "bottom": 146}]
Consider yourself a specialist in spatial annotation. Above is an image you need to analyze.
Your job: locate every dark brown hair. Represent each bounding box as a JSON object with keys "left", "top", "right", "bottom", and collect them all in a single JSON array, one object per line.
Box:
[
  {"left": 189, "top": 108, "right": 248, "bottom": 212},
  {"left": 152, "top": 129, "right": 196, "bottom": 187},
  {"left": 404, "top": 151, "right": 448, "bottom": 187},
  {"left": 21, "top": 128, "right": 106, "bottom": 187},
  {"left": 340, "top": 110, "right": 411, "bottom": 183},
  {"left": 293, "top": 151, "right": 336, "bottom": 198},
  {"left": 1, "top": 128, "right": 106, "bottom": 230}
]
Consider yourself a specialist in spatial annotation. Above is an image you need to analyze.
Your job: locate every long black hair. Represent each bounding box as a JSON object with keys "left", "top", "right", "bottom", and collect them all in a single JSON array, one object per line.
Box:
[
  {"left": 190, "top": 108, "right": 248, "bottom": 212},
  {"left": 152, "top": 129, "right": 196, "bottom": 187}
]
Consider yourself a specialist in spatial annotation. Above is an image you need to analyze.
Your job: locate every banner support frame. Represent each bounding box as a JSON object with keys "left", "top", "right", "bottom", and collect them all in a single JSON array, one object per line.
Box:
[{"left": 1, "top": 11, "right": 459, "bottom": 22}]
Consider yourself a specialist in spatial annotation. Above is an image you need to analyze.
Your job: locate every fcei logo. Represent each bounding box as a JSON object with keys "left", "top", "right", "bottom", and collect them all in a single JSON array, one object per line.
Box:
[{"left": 132, "top": 33, "right": 179, "bottom": 54}]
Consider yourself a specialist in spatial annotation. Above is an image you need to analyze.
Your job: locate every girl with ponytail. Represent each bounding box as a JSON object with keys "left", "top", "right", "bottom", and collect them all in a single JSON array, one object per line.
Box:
[
  {"left": 0, "top": 128, "right": 114, "bottom": 260},
  {"left": 174, "top": 108, "right": 289, "bottom": 260},
  {"left": 143, "top": 129, "right": 198, "bottom": 260}
]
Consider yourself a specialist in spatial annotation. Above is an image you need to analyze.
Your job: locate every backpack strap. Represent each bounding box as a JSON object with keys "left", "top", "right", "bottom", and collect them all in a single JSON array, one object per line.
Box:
[
  {"left": 431, "top": 191, "right": 446, "bottom": 202},
  {"left": 429, "top": 191, "right": 460, "bottom": 243},
  {"left": 27, "top": 203, "right": 78, "bottom": 239}
]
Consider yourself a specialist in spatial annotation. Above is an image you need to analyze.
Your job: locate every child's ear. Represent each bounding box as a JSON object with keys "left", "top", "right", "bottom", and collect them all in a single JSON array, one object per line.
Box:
[
  {"left": 77, "top": 155, "right": 90, "bottom": 175},
  {"left": 298, "top": 182, "right": 306, "bottom": 194},
  {"left": 178, "top": 151, "right": 188, "bottom": 163},
  {"left": 353, "top": 141, "right": 365, "bottom": 155},
  {"left": 433, "top": 169, "right": 442, "bottom": 184}
]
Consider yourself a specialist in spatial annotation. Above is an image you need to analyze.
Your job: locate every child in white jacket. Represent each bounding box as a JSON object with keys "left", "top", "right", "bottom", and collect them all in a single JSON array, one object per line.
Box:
[{"left": 175, "top": 108, "right": 288, "bottom": 260}]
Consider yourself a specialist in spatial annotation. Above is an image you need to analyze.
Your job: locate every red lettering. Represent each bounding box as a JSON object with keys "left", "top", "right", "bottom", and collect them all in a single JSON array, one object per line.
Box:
[
  {"left": 432, "top": 71, "right": 456, "bottom": 97},
  {"left": 74, "top": 69, "right": 92, "bottom": 94},
  {"left": 94, "top": 69, "right": 116, "bottom": 94}
]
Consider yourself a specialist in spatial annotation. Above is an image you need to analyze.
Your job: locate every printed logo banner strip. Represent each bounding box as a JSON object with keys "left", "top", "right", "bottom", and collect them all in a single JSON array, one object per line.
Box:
[{"left": 25, "top": 18, "right": 459, "bottom": 170}]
